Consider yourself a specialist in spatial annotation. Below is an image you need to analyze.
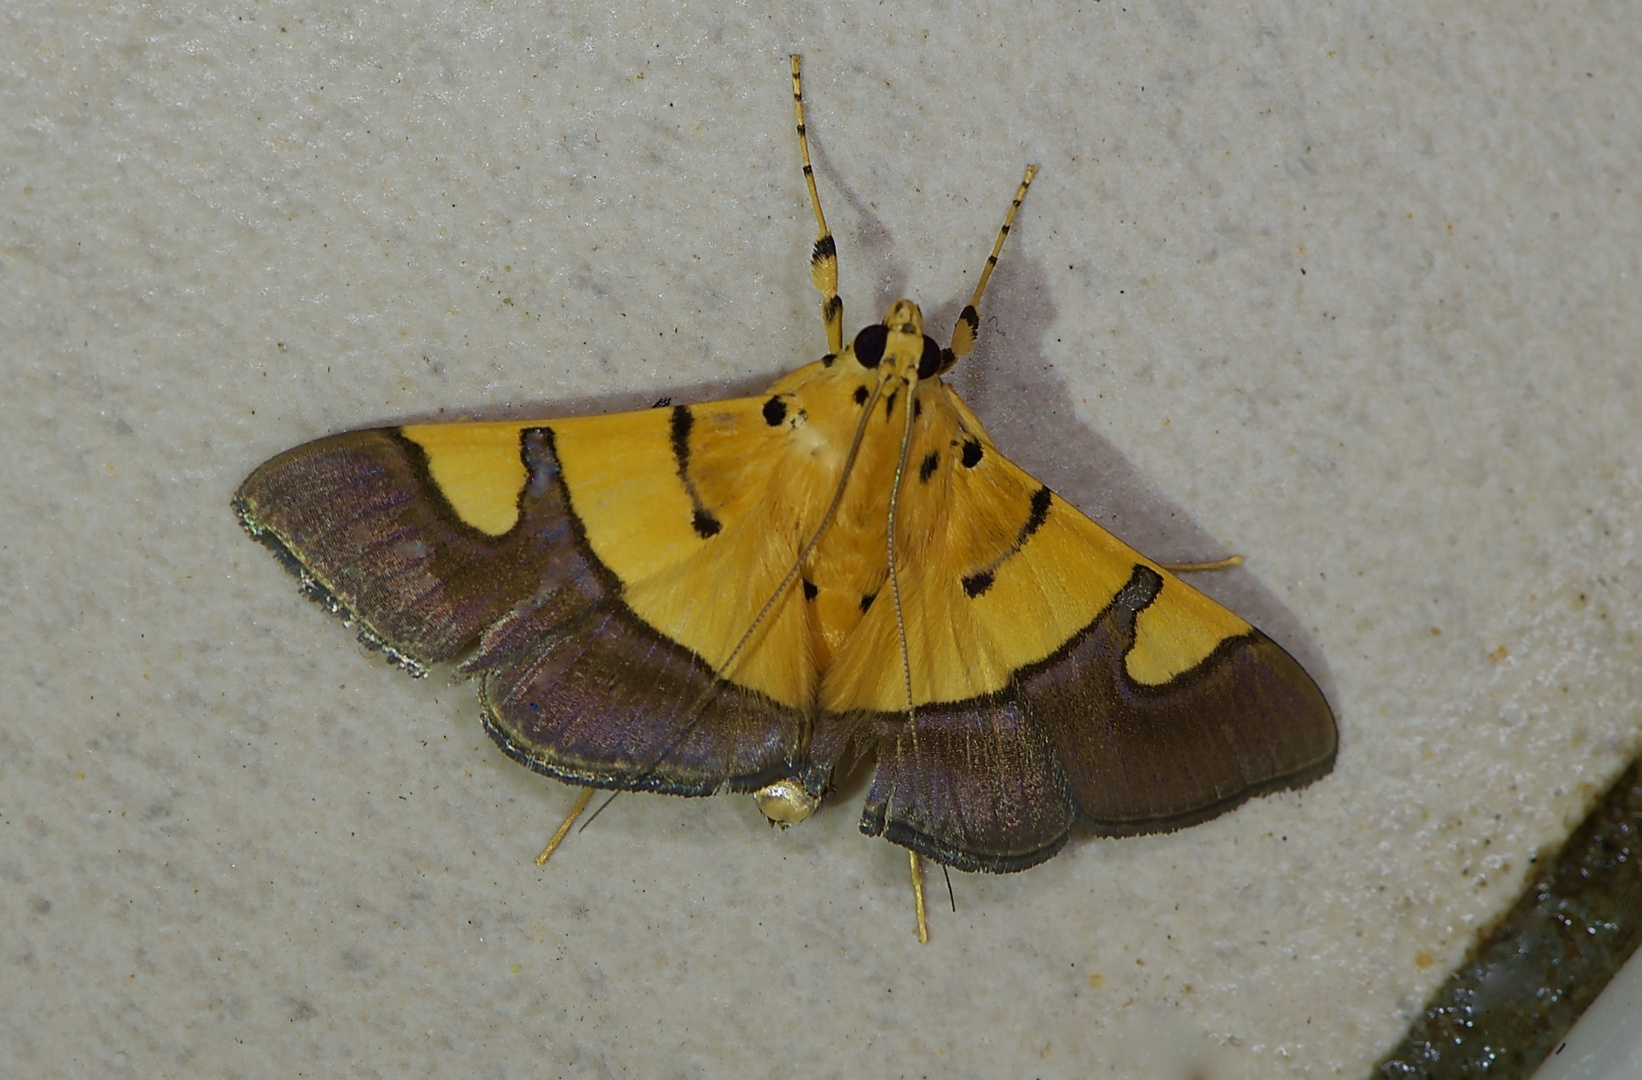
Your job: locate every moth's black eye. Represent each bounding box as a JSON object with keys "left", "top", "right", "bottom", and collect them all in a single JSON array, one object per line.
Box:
[
  {"left": 852, "top": 324, "right": 888, "bottom": 369},
  {"left": 917, "top": 336, "right": 942, "bottom": 380}
]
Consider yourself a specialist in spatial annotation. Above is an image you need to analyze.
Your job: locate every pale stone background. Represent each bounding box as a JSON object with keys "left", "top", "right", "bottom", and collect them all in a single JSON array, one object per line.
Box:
[{"left": 3, "top": 3, "right": 1639, "bottom": 1078}]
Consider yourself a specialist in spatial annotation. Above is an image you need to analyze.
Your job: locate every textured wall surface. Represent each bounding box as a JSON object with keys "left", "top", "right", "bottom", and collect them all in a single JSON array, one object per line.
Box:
[{"left": 3, "top": 3, "right": 1639, "bottom": 1077}]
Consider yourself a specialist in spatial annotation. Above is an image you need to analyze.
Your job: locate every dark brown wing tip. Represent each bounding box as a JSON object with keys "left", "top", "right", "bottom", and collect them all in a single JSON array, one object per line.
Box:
[
  {"left": 479, "top": 690, "right": 809, "bottom": 800},
  {"left": 234, "top": 482, "right": 345, "bottom": 615},
  {"left": 232, "top": 451, "right": 434, "bottom": 677},
  {"left": 1075, "top": 629, "right": 1338, "bottom": 839},
  {"left": 861, "top": 814, "right": 1074, "bottom": 875},
  {"left": 479, "top": 699, "right": 721, "bottom": 798},
  {"left": 235, "top": 491, "right": 333, "bottom": 605},
  {"left": 1076, "top": 743, "right": 1337, "bottom": 839}
]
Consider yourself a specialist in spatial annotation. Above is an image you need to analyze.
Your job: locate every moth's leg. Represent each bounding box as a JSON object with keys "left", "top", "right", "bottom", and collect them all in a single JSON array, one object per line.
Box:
[
  {"left": 909, "top": 850, "right": 929, "bottom": 944},
  {"left": 1158, "top": 555, "right": 1244, "bottom": 573},
  {"left": 790, "top": 54, "right": 843, "bottom": 355},
  {"left": 534, "top": 786, "right": 593, "bottom": 866},
  {"left": 943, "top": 164, "right": 1038, "bottom": 370}
]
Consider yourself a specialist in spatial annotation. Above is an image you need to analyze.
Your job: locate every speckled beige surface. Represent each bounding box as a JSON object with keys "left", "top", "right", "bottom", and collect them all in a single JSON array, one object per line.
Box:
[{"left": 3, "top": 4, "right": 1640, "bottom": 1078}]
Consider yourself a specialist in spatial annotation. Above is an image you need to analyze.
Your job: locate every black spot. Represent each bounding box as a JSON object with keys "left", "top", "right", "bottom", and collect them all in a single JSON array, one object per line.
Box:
[
  {"left": 913, "top": 398, "right": 922, "bottom": 419},
  {"left": 919, "top": 451, "right": 939, "bottom": 482},
  {"left": 959, "top": 304, "right": 980, "bottom": 339},
  {"left": 692, "top": 508, "right": 721, "bottom": 539},
  {"left": 937, "top": 347, "right": 956, "bottom": 374},
  {"left": 669, "top": 405, "right": 693, "bottom": 467},
  {"left": 859, "top": 591, "right": 878, "bottom": 612},
  {"left": 762, "top": 396, "right": 787, "bottom": 426},
  {"left": 1114, "top": 565, "right": 1164, "bottom": 613},
  {"left": 853, "top": 324, "right": 888, "bottom": 368},
  {"left": 960, "top": 438, "right": 983, "bottom": 468},
  {"left": 821, "top": 352, "right": 836, "bottom": 367},
  {"left": 672, "top": 409, "right": 722, "bottom": 538},
  {"left": 1024, "top": 486, "right": 1052, "bottom": 537},
  {"left": 884, "top": 390, "right": 897, "bottom": 418},
  {"left": 811, "top": 235, "right": 836, "bottom": 264},
  {"left": 917, "top": 335, "right": 941, "bottom": 379},
  {"left": 853, "top": 385, "right": 869, "bottom": 406},
  {"left": 962, "top": 570, "right": 994, "bottom": 598},
  {"left": 802, "top": 579, "right": 818, "bottom": 601}
]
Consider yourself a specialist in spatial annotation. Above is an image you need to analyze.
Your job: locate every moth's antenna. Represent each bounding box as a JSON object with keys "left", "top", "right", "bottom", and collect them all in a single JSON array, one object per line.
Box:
[
  {"left": 580, "top": 787, "right": 625, "bottom": 834},
  {"left": 791, "top": 55, "right": 844, "bottom": 356},
  {"left": 884, "top": 369, "right": 928, "bottom": 943},
  {"left": 884, "top": 375, "right": 920, "bottom": 726},
  {"left": 942, "top": 164, "right": 1036, "bottom": 371}
]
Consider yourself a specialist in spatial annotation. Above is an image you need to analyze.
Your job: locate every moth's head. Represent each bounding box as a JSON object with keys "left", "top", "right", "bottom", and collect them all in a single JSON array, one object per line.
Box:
[{"left": 848, "top": 299, "right": 948, "bottom": 385}]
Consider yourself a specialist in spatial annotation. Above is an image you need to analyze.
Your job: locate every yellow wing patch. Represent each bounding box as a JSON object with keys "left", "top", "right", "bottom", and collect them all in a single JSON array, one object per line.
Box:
[
  {"left": 1127, "top": 575, "right": 1251, "bottom": 685},
  {"left": 402, "top": 421, "right": 531, "bottom": 536}
]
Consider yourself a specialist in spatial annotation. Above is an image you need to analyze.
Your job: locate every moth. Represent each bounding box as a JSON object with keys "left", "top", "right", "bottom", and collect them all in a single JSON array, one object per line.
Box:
[{"left": 236, "top": 56, "right": 1336, "bottom": 940}]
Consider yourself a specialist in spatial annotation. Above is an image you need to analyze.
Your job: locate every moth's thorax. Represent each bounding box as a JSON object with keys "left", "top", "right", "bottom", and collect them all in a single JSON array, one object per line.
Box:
[{"left": 766, "top": 303, "right": 975, "bottom": 675}]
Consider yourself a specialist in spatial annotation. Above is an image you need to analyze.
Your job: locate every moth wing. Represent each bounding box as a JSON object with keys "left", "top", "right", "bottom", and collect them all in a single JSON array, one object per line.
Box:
[
  {"left": 235, "top": 424, "right": 559, "bottom": 672},
  {"left": 234, "top": 399, "right": 819, "bottom": 796},
  {"left": 818, "top": 388, "right": 1337, "bottom": 872}
]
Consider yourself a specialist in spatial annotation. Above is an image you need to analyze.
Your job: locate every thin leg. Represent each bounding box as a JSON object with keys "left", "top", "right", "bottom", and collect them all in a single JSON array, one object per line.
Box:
[
  {"left": 1158, "top": 555, "right": 1244, "bottom": 573},
  {"left": 535, "top": 787, "right": 594, "bottom": 866},
  {"left": 909, "top": 850, "right": 930, "bottom": 944},
  {"left": 791, "top": 55, "right": 843, "bottom": 355},
  {"left": 946, "top": 164, "right": 1038, "bottom": 368}
]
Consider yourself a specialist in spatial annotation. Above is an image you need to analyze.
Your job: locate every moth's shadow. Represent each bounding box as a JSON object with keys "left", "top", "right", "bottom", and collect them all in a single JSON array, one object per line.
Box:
[{"left": 945, "top": 252, "right": 1335, "bottom": 705}]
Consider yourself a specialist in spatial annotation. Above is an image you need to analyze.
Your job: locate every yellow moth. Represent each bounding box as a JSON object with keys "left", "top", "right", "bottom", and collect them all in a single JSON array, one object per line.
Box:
[{"left": 236, "top": 56, "right": 1336, "bottom": 942}]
